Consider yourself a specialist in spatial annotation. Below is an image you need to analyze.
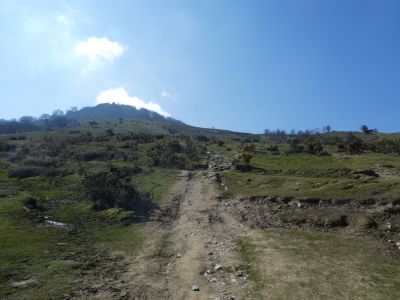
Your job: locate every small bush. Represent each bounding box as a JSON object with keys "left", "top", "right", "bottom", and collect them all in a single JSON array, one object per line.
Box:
[
  {"left": 0, "top": 141, "right": 16, "bottom": 152},
  {"left": 22, "top": 196, "right": 39, "bottom": 209},
  {"left": 83, "top": 167, "right": 152, "bottom": 214},
  {"left": 287, "top": 138, "right": 304, "bottom": 154},
  {"left": 9, "top": 167, "right": 42, "bottom": 179},
  {"left": 233, "top": 144, "right": 255, "bottom": 171},
  {"left": 9, "top": 135, "right": 26, "bottom": 140},
  {"left": 348, "top": 138, "right": 364, "bottom": 154},
  {"left": 80, "top": 151, "right": 106, "bottom": 161},
  {"left": 23, "top": 157, "right": 56, "bottom": 167},
  {"left": 42, "top": 167, "right": 71, "bottom": 177},
  {"left": 105, "top": 128, "right": 114, "bottom": 136},
  {"left": 305, "top": 137, "right": 324, "bottom": 155},
  {"left": 267, "top": 144, "right": 279, "bottom": 152},
  {"left": 147, "top": 138, "right": 203, "bottom": 169},
  {"left": 22, "top": 196, "right": 48, "bottom": 211}
]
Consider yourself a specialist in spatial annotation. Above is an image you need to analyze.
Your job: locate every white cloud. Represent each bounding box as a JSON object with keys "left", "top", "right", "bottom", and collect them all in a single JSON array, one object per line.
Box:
[
  {"left": 96, "top": 88, "right": 170, "bottom": 117},
  {"left": 56, "top": 14, "right": 74, "bottom": 27},
  {"left": 75, "top": 37, "right": 124, "bottom": 69}
]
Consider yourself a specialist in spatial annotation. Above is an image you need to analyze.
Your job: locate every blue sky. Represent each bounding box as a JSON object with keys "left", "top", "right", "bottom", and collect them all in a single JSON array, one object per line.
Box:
[{"left": 1, "top": 0, "right": 400, "bottom": 133}]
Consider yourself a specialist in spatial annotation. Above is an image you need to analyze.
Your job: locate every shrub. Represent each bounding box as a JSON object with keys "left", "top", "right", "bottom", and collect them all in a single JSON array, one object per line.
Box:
[
  {"left": 9, "top": 135, "right": 26, "bottom": 141},
  {"left": 305, "top": 137, "right": 324, "bottom": 155},
  {"left": 105, "top": 128, "right": 114, "bottom": 136},
  {"left": 195, "top": 135, "right": 210, "bottom": 142},
  {"left": 22, "top": 196, "right": 39, "bottom": 209},
  {"left": 0, "top": 142, "right": 16, "bottom": 152},
  {"left": 348, "top": 138, "right": 364, "bottom": 154},
  {"left": 336, "top": 137, "right": 365, "bottom": 155},
  {"left": 267, "top": 144, "right": 279, "bottom": 152},
  {"left": 9, "top": 167, "right": 42, "bottom": 179},
  {"left": 23, "top": 157, "right": 56, "bottom": 167},
  {"left": 22, "top": 196, "right": 48, "bottom": 211},
  {"left": 8, "top": 146, "right": 30, "bottom": 162},
  {"left": 234, "top": 143, "right": 255, "bottom": 171},
  {"left": 287, "top": 138, "right": 304, "bottom": 154},
  {"left": 42, "top": 167, "right": 66, "bottom": 177},
  {"left": 336, "top": 142, "right": 347, "bottom": 153},
  {"left": 370, "top": 139, "right": 400, "bottom": 154},
  {"left": 82, "top": 167, "right": 151, "bottom": 213},
  {"left": 80, "top": 151, "right": 106, "bottom": 161},
  {"left": 147, "top": 138, "right": 203, "bottom": 169}
]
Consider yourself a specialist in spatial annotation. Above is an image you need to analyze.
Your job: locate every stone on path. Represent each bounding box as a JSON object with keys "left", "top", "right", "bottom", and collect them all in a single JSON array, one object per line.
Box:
[{"left": 192, "top": 285, "right": 200, "bottom": 291}]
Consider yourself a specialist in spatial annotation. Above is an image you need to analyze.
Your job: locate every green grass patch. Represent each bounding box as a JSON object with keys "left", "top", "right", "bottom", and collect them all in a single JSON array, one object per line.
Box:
[
  {"left": 251, "top": 152, "right": 400, "bottom": 176},
  {"left": 236, "top": 236, "right": 264, "bottom": 299},
  {"left": 225, "top": 171, "right": 400, "bottom": 200},
  {"left": 95, "top": 223, "right": 144, "bottom": 253},
  {"left": 133, "top": 168, "right": 178, "bottom": 202},
  {"left": 0, "top": 196, "right": 144, "bottom": 299},
  {"left": 0, "top": 199, "right": 81, "bottom": 299}
]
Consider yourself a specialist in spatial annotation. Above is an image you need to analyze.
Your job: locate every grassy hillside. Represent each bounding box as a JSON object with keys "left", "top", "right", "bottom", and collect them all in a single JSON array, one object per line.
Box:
[
  {"left": 0, "top": 119, "right": 206, "bottom": 299},
  {"left": 209, "top": 136, "right": 400, "bottom": 201},
  {"left": 1, "top": 104, "right": 400, "bottom": 299}
]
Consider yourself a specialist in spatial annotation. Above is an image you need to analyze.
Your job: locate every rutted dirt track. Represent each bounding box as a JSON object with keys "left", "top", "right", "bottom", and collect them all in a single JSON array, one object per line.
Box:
[{"left": 122, "top": 154, "right": 251, "bottom": 300}]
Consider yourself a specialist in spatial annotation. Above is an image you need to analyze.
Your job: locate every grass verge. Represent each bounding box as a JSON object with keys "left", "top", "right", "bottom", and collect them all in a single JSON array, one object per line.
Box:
[{"left": 236, "top": 236, "right": 264, "bottom": 299}]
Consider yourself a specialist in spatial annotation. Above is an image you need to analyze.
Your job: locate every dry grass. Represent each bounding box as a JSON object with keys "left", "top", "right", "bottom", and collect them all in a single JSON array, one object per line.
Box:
[{"left": 243, "top": 229, "right": 400, "bottom": 300}]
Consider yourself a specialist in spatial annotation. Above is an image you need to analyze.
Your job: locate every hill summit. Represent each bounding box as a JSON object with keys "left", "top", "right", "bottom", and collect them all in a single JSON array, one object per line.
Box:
[{"left": 66, "top": 103, "right": 178, "bottom": 123}]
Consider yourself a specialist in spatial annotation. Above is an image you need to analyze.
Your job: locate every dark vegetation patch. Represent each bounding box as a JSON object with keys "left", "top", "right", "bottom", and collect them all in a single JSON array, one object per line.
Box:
[
  {"left": 22, "top": 196, "right": 50, "bottom": 211},
  {"left": 83, "top": 166, "right": 154, "bottom": 217},
  {"left": 0, "top": 141, "right": 16, "bottom": 152},
  {"left": 147, "top": 137, "right": 206, "bottom": 169},
  {"left": 8, "top": 166, "right": 43, "bottom": 179}
]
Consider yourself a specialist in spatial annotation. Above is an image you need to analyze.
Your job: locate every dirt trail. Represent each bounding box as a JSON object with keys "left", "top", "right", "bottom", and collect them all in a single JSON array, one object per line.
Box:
[
  {"left": 123, "top": 154, "right": 252, "bottom": 300},
  {"left": 165, "top": 171, "right": 250, "bottom": 299}
]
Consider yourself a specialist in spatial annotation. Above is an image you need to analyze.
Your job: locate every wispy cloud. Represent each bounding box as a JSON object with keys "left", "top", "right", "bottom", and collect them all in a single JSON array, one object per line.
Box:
[
  {"left": 96, "top": 87, "right": 170, "bottom": 117},
  {"left": 19, "top": 13, "right": 77, "bottom": 74},
  {"left": 75, "top": 37, "right": 124, "bottom": 70},
  {"left": 161, "top": 90, "right": 170, "bottom": 98},
  {"left": 56, "top": 14, "right": 75, "bottom": 27}
]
